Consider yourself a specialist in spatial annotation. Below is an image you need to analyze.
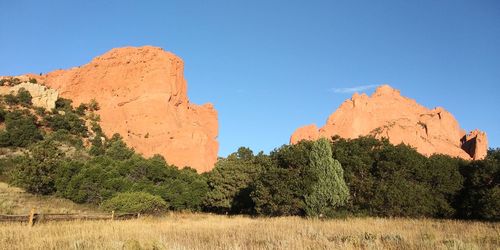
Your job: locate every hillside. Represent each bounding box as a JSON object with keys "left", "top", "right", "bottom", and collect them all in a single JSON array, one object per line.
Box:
[
  {"left": 2, "top": 46, "right": 219, "bottom": 172},
  {"left": 0, "top": 182, "right": 97, "bottom": 214}
]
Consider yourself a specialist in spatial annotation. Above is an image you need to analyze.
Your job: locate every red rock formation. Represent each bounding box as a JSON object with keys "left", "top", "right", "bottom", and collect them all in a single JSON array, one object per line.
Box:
[
  {"left": 35, "top": 46, "right": 218, "bottom": 172},
  {"left": 291, "top": 85, "right": 488, "bottom": 160}
]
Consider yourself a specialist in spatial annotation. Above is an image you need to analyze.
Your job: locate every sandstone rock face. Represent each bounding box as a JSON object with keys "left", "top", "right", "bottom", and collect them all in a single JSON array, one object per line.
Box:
[
  {"left": 291, "top": 85, "right": 488, "bottom": 160},
  {"left": 0, "top": 81, "right": 59, "bottom": 110},
  {"left": 32, "top": 46, "right": 218, "bottom": 172}
]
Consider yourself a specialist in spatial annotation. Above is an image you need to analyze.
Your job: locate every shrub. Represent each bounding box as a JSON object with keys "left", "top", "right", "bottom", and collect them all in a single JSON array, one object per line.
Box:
[
  {"left": 89, "top": 99, "right": 100, "bottom": 111},
  {"left": 0, "top": 107, "right": 6, "bottom": 122},
  {"left": 0, "top": 131, "right": 9, "bottom": 147},
  {"left": 75, "top": 103, "right": 88, "bottom": 116},
  {"left": 101, "top": 192, "right": 168, "bottom": 214},
  {"left": 16, "top": 88, "right": 32, "bottom": 106},
  {"left": 9, "top": 140, "right": 65, "bottom": 195},
  {"left": 55, "top": 98, "right": 73, "bottom": 110},
  {"left": 330, "top": 136, "right": 464, "bottom": 218},
  {"left": 204, "top": 147, "right": 265, "bottom": 214},
  {"left": 456, "top": 149, "right": 500, "bottom": 221},
  {"left": 3, "top": 94, "right": 18, "bottom": 105},
  {"left": 252, "top": 141, "right": 317, "bottom": 216},
  {"left": 4, "top": 110, "right": 43, "bottom": 147},
  {"left": 105, "top": 134, "right": 134, "bottom": 160},
  {"left": 44, "top": 111, "right": 88, "bottom": 137},
  {"left": 34, "top": 107, "right": 47, "bottom": 116}
]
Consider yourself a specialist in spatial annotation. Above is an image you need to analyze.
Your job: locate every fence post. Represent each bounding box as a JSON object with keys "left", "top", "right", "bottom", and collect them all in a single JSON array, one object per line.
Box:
[
  {"left": 28, "top": 208, "right": 35, "bottom": 227},
  {"left": 111, "top": 210, "right": 115, "bottom": 220}
]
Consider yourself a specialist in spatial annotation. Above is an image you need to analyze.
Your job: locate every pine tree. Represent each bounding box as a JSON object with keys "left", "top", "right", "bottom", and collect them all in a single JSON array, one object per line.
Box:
[{"left": 305, "top": 138, "right": 350, "bottom": 217}]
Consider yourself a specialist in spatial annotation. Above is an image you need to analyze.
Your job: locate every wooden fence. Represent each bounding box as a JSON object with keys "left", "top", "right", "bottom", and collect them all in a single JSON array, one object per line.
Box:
[{"left": 0, "top": 209, "right": 139, "bottom": 226}]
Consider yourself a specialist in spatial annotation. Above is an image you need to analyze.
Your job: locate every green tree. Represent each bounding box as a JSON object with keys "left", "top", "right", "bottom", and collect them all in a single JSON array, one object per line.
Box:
[
  {"left": 4, "top": 110, "right": 43, "bottom": 147},
  {"left": 10, "top": 140, "right": 65, "bottom": 194},
  {"left": 204, "top": 147, "right": 264, "bottom": 214},
  {"left": 16, "top": 88, "right": 32, "bottom": 107},
  {"left": 330, "top": 136, "right": 464, "bottom": 218},
  {"left": 105, "top": 134, "right": 134, "bottom": 160},
  {"left": 252, "top": 141, "right": 317, "bottom": 216},
  {"left": 457, "top": 149, "right": 499, "bottom": 221},
  {"left": 55, "top": 98, "right": 73, "bottom": 111},
  {"left": 44, "top": 111, "right": 88, "bottom": 137},
  {"left": 304, "top": 138, "right": 349, "bottom": 217},
  {"left": 102, "top": 192, "right": 168, "bottom": 214}
]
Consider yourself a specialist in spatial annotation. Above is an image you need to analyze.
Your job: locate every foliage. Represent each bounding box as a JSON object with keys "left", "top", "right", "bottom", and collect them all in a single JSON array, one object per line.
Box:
[
  {"left": 104, "top": 134, "right": 134, "bottom": 160},
  {"left": 44, "top": 110, "right": 88, "bottom": 137},
  {"left": 101, "top": 192, "right": 168, "bottom": 214},
  {"left": 0, "top": 106, "right": 5, "bottom": 123},
  {"left": 3, "top": 94, "right": 18, "bottom": 105},
  {"left": 204, "top": 147, "right": 265, "bottom": 214},
  {"left": 9, "top": 140, "right": 65, "bottom": 194},
  {"left": 330, "top": 136, "right": 466, "bottom": 218},
  {"left": 1, "top": 110, "right": 43, "bottom": 147},
  {"left": 54, "top": 98, "right": 73, "bottom": 111},
  {"left": 89, "top": 99, "right": 100, "bottom": 111},
  {"left": 456, "top": 149, "right": 499, "bottom": 221},
  {"left": 16, "top": 88, "right": 32, "bottom": 107},
  {"left": 252, "top": 141, "right": 317, "bottom": 216},
  {"left": 304, "top": 138, "right": 349, "bottom": 217}
]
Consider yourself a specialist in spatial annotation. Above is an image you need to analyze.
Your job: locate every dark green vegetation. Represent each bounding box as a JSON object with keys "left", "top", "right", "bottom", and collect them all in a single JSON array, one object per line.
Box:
[
  {"left": 0, "top": 92, "right": 207, "bottom": 214},
  {"left": 101, "top": 192, "right": 168, "bottom": 214},
  {"left": 0, "top": 91, "right": 498, "bottom": 219}
]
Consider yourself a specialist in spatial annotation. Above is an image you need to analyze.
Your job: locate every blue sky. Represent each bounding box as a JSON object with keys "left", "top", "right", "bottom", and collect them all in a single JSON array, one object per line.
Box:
[{"left": 1, "top": 0, "right": 499, "bottom": 156}]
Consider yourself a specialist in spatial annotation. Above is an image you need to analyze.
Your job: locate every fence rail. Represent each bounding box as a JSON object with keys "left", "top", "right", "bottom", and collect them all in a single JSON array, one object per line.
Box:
[{"left": 0, "top": 209, "right": 139, "bottom": 226}]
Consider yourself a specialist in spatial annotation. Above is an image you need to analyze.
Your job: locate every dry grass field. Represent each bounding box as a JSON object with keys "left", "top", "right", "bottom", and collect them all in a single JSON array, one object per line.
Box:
[
  {"left": 0, "top": 182, "right": 97, "bottom": 214},
  {"left": 0, "top": 213, "right": 498, "bottom": 250},
  {"left": 1, "top": 182, "right": 499, "bottom": 249}
]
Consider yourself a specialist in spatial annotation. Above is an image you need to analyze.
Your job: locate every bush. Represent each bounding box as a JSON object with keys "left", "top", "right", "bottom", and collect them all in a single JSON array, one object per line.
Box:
[
  {"left": 55, "top": 98, "right": 73, "bottom": 111},
  {"left": 89, "top": 99, "right": 100, "bottom": 111},
  {"left": 44, "top": 111, "right": 88, "bottom": 137},
  {"left": 3, "top": 110, "right": 43, "bottom": 147},
  {"left": 16, "top": 88, "right": 32, "bottom": 107},
  {"left": 105, "top": 134, "right": 134, "bottom": 160},
  {"left": 3, "top": 94, "right": 18, "bottom": 105},
  {"left": 456, "top": 149, "right": 500, "bottom": 221},
  {"left": 9, "top": 140, "right": 65, "bottom": 195},
  {"left": 204, "top": 147, "right": 265, "bottom": 214},
  {"left": 330, "top": 136, "right": 465, "bottom": 218},
  {"left": 101, "top": 192, "right": 168, "bottom": 214},
  {"left": 252, "top": 141, "right": 317, "bottom": 216},
  {"left": 0, "top": 107, "right": 6, "bottom": 123}
]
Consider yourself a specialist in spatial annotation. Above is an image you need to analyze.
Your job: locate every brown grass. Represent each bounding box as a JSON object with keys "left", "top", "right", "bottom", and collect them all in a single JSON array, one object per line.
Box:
[
  {"left": 0, "top": 182, "right": 97, "bottom": 214},
  {"left": 0, "top": 213, "right": 498, "bottom": 250}
]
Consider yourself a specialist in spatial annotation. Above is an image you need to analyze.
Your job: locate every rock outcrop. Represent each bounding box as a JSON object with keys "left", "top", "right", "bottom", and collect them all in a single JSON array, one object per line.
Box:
[
  {"left": 291, "top": 85, "right": 488, "bottom": 160},
  {"left": 23, "top": 46, "right": 218, "bottom": 172},
  {"left": 0, "top": 77, "right": 59, "bottom": 110}
]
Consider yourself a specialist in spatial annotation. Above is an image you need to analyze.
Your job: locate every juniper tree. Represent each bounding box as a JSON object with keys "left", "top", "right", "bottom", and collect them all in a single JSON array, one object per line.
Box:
[{"left": 305, "top": 138, "right": 350, "bottom": 217}]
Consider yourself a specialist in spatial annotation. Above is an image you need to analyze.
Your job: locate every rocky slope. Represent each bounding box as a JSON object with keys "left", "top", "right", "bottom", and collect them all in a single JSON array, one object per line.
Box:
[
  {"left": 0, "top": 77, "right": 59, "bottom": 110},
  {"left": 291, "top": 85, "right": 488, "bottom": 160},
  {"left": 14, "top": 46, "right": 218, "bottom": 172}
]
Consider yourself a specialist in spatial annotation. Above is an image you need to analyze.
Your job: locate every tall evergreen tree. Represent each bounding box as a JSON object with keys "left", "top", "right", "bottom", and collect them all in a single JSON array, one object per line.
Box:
[{"left": 304, "top": 138, "right": 350, "bottom": 217}]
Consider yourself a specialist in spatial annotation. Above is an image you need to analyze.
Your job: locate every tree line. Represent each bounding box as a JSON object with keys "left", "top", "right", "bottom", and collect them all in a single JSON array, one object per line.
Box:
[{"left": 0, "top": 91, "right": 498, "bottom": 220}]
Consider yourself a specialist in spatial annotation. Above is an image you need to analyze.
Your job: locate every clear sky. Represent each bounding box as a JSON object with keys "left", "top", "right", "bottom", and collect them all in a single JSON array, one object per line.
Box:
[{"left": 1, "top": 0, "right": 499, "bottom": 156}]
